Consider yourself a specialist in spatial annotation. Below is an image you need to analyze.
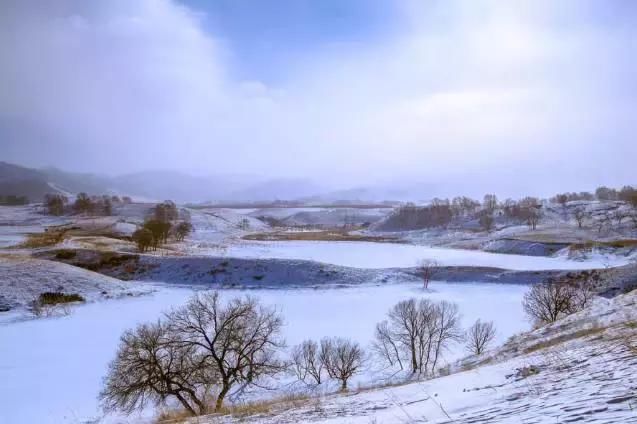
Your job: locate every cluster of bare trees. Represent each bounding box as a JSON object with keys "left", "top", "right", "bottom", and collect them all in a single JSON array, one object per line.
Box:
[
  {"left": 382, "top": 193, "right": 548, "bottom": 232},
  {"left": 291, "top": 338, "right": 364, "bottom": 390},
  {"left": 132, "top": 201, "right": 193, "bottom": 252},
  {"left": 44, "top": 192, "right": 132, "bottom": 216},
  {"left": 373, "top": 299, "right": 464, "bottom": 375},
  {"left": 523, "top": 271, "right": 601, "bottom": 324},
  {"left": 100, "top": 292, "right": 286, "bottom": 415},
  {"left": 385, "top": 201, "right": 454, "bottom": 230},
  {"left": 102, "top": 293, "right": 499, "bottom": 418}
]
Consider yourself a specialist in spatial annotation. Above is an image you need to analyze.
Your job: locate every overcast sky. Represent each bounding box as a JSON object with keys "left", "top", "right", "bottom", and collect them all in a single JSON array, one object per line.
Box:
[{"left": 1, "top": 0, "right": 636, "bottom": 197}]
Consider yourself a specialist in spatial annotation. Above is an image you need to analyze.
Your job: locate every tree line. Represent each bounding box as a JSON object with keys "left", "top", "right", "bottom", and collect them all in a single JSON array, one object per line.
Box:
[
  {"left": 44, "top": 193, "right": 132, "bottom": 216},
  {"left": 0, "top": 194, "right": 29, "bottom": 205},
  {"left": 383, "top": 184, "right": 637, "bottom": 232}
]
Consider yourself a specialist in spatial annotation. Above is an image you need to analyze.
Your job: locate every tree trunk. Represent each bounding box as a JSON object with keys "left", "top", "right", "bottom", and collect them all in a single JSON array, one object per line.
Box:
[
  {"left": 174, "top": 393, "right": 197, "bottom": 416},
  {"left": 411, "top": 344, "right": 418, "bottom": 373},
  {"left": 215, "top": 384, "right": 230, "bottom": 412}
]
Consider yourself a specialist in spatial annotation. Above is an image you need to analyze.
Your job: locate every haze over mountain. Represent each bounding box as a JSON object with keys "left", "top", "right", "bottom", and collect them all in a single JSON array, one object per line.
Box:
[{"left": 1, "top": 1, "right": 636, "bottom": 197}]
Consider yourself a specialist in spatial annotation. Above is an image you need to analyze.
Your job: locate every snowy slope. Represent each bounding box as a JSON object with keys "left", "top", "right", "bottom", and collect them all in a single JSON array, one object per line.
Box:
[
  {"left": 0, "top": 255, "right": 142, "bottom": 316},
  {"left": 192, "top": 290, "right": 637, "bottom": 424}
]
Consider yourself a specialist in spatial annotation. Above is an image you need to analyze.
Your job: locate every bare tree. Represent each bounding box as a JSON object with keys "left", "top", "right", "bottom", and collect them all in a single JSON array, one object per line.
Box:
[
  {"left": 479, "top": 213, "right": 494, "bottom": 232},
  {"left": 386, "top": 299, "right": 421, "bottom": 373},
  {"left": 573, "top": 207, "right": 587, "bottom": 229},
  {"left": 523, "top": 281, "right": 573, "bottom": 324},
  {"left": 483, "top": 194, "right": 498, "bottom": 213},
  {"left": 167, "top": 292, "right": 286, "bottom": 411},
  {"left": 595, "top": 211, "right": 613, "bottom": 234},
  {"left": 522, "top": 273, "right": 598, "bottom": 325},
  {"left": 100, "top": 321, "right": 208, "bottom": 416},
  {"left": 374, "top": 298, "right": 462, "bottom": 376},
  {"left": 174, "top": 221, "right": 193, "bottom": 241},
  {"left": 319, "top": 337, "right": 364, "bottom": 391},
  {"left": 430, "top": 301, "right": 463, "bottom": 372},
  {"left": 44, "top": 193, "right": 67, "bottom": 216},
  {"left": 372, "top": 320, "right": 404, "bottom": 371},
  {"left": 466, "top": 319, "right": 496, "bottom": 355},
  {"left": 613, "top": 209, "right": 629, "bottom": 227},
  {"left": 418, "top": 259, "right": 440, "bottom": 289},
  {"left": 291, "top": 339, "right": 324, "bottom": 385}
]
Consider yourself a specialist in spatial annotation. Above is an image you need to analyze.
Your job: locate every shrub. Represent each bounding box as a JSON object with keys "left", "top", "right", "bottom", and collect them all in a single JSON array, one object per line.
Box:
[
  {"left": 38, "top": 292, "right": 85, "bottom": 305},
  {"left": 54, "top": 249, "right": 77, "bottom": 260}
]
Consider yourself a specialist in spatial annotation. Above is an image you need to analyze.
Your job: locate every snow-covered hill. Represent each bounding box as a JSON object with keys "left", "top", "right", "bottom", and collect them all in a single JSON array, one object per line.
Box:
[{"left": 190, "top": 290, "right": 637, "bottom": 423}]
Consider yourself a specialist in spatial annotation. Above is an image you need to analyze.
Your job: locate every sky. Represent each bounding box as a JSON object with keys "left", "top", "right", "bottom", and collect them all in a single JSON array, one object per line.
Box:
[{"left": 0, "top": 0, "right": 636, "bottom": 198}]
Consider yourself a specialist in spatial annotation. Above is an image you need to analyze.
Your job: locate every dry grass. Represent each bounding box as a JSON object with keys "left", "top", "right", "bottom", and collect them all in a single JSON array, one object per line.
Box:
[
  {"left": 156, "top": 393, "right": 312, "bottom": 423},
  {"left": 523, "top": 326, "right": 606, "bottom": 354},
  {"left": 20, "top": 229, "right": 68, "bottom": 248},
  {"left": 243, "top": 229, "right": 397, "bottom": 243},
  {"left": 569, "top": 239, "right": 637, "bottom": 251}
]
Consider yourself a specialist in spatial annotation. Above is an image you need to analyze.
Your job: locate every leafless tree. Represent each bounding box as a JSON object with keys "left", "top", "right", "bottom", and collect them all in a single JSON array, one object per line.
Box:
[
  {"left": 374, "top": 298, "right": 462, "bottom": 376},
  {"left": 291, "top": 339, "right": 324, "bottom": 385},
  {"left": 418, "top": 259, "right": 440, "bottom": 289},
  {"left": 572, "top": 207, "right": 587, "bottom": 228},
  {"left": 523, "top": 281, "right": 573, "bottom": 324},
  {"left": 430, "top": 301, "right": 463, "bottom": 372},
  {"left": 522, "top": 273, "right": 598, "bottom": 325},
  {"left": 465, "top": 319, "right": 496, "bottom": 355},
  {"left": 483, "top": 194, "right": 498, "bottom": 213},
  {"left": 319, "top": 337, "right": 364, "bottom": 391},
  {"left": 613, "top": 209, "right": 629, "bottom": 227},
  {"left": 595, "top": 211, "right": 613, "bottom": 233},
  {"left": 372, "top": 320, "right": 403, "bottom": 370},
  {"left": 385, "top": 299, "right": 421, "bottom": 373},
  {"left": 100, "top": 321, "right": 208, "bottom": 416},
  {"left": 167, "top": 292, "right": 286, "bottom": 411},
  {"left": 479, "top": 213, "right": 495, "bottom": 232}
]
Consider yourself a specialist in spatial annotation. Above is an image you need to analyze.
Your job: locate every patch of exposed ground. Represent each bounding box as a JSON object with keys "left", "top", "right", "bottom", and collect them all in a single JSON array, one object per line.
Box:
[{"left": 243, "top": 229, "right": 398, "bottom": 243}]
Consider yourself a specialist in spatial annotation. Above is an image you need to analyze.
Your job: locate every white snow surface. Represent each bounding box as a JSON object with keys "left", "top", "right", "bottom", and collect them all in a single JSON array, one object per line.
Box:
[
  {"left": 0, "top": 281, "right": 528, "bottom": 424},
  {"left": 196, "top": 289, "right": 637, "bottom": 424},
  {"left": 0, "top": 255, "right": 139, "bottom": 316},
  {"left": 218, "top": 240, "right": 630, "bottom": 270}
]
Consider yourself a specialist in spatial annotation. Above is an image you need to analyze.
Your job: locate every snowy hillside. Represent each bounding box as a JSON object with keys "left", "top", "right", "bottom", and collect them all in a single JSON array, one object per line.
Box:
[{"left": 190, "top": 290, "right": 637, "bottom": 424}]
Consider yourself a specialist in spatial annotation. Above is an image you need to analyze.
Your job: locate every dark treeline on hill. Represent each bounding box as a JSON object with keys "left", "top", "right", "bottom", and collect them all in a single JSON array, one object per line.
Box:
[
  {"left": 0, "top": 194, "right": 29, "bottom": 205},
  {"left": 43, "top": 193, "right": 132, "bottom": 216}
]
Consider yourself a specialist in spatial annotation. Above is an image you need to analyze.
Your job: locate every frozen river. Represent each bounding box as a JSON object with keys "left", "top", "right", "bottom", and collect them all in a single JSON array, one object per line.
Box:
[
  {"left": 220, "top": 240, "right": 627, "bottom": 270},
  {"left": 0, "top": 281, "right": 528, "bottom": 424}
]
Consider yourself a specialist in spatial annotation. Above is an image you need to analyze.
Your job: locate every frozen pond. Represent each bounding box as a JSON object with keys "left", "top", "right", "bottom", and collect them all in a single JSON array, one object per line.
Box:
[
  {"left": 0, "top": 281, "right": 528, "bottom": 424},
  {"left": 220, "top": 240, "right": 627, "bottom": 270}
]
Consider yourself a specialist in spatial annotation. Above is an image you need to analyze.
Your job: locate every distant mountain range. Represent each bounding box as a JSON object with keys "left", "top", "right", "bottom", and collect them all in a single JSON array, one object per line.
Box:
[{"left": 0, "top": 161, "right": 425, "bottom": 204}]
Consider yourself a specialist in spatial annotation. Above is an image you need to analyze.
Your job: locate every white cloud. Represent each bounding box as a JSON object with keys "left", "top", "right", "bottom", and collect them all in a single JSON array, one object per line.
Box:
[{"left": 0, "top": 0, "right": 635, "bottom": 196}]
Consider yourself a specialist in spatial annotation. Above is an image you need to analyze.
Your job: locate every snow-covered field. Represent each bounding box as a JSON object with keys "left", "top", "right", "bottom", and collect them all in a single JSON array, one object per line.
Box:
[
  {"left": 218, "top": 240, "right": 630, "bottom": 270},
  {"left": 0, "top": 281, "right": 528, "bottom": 424}
]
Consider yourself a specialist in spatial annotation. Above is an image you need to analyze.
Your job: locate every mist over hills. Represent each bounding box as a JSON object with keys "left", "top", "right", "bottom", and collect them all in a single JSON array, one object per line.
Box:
[{"left": 0, "top": 161, "right": 417, "bottom": 204}]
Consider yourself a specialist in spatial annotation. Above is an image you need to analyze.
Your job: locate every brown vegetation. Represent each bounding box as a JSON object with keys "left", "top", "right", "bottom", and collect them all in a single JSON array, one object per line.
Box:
[
  {"left": 243, "top": 229, "right": 396, "bottom": 243},
  {"left": 101, "top": 292, "right": 286, "bottom": 416},
  {"left": 21, "top": 229, "right": 68, "bottom": 248}
]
